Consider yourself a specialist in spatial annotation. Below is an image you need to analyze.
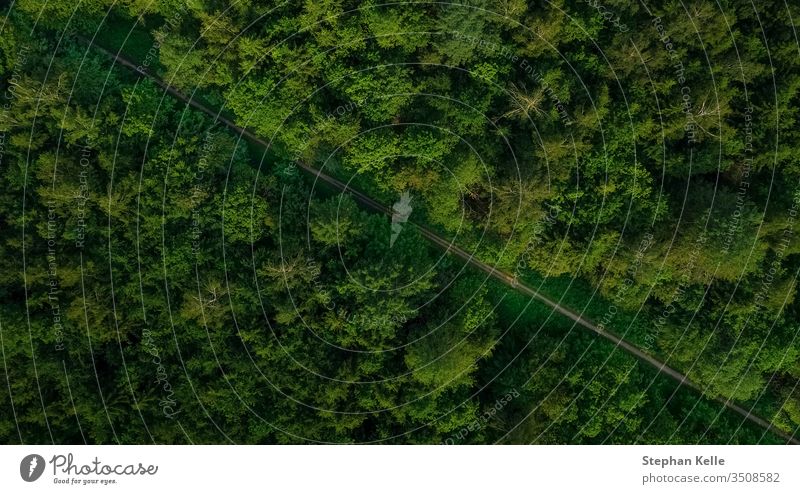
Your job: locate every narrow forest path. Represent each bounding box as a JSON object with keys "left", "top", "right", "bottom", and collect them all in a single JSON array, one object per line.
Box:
[{"left": 83, "top": 38, "right": 798, "bottom": 445}]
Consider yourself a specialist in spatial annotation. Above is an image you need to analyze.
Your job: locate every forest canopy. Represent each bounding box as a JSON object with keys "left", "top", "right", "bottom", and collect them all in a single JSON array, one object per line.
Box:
[{"left": 1, "top": 0, "right": 799, "bottom": 444}]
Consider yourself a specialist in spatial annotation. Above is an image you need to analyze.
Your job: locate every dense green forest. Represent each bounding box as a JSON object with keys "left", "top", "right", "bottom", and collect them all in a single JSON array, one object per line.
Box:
[{"left": 1, "top": 0, "right": 799, "bottom": 444}]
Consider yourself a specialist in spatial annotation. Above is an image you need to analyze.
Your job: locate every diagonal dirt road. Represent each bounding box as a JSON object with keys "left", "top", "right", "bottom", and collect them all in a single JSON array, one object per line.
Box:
[{"left": 84, "top": 39, "right": 798, "bottom": 444}]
